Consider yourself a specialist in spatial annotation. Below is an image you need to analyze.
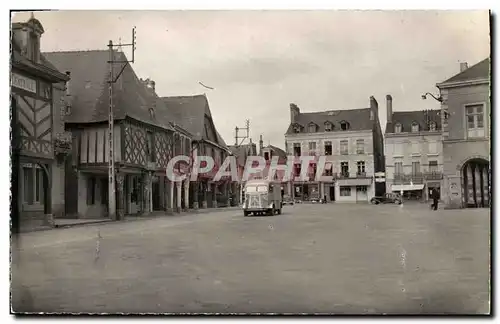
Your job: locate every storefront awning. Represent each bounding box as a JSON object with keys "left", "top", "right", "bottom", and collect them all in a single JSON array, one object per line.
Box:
[{"left": 392, "top": 184, "right": 425, "bottom": 191}]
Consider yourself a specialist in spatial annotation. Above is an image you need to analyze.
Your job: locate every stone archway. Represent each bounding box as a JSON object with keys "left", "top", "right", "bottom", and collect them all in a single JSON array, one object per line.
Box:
[{"left": 461, "top": 158, "right": 490, "bottom": 208}]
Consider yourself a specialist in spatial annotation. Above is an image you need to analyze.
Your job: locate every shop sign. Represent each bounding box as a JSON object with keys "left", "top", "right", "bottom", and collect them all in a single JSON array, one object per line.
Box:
[{"left": 11, "top": 73, "right": 37, "bottom": 93}]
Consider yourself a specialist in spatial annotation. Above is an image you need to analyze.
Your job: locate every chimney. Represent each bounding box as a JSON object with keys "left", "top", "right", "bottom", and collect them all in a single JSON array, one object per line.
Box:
[
  {"left": 65, "top": 71, "right": 71, "bottom": 95},
  {"left": 370, "top": 96, "right": 379, "bottom": 120},
  {"left": 386, "top": 94, "right": 393, "bottom": 123},
  {"left": 290, "top": 103, "right": 300, "bottom": 123},
  {"left": 460, "top": 62, "right": 468, "bottom": 72},
  {"left": 259, "top": 134, "right": 264, "bottom": 156}
]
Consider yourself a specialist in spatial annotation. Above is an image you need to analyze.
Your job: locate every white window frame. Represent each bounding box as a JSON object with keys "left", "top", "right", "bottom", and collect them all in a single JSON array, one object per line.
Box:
[
  {"left": 429, "top": 121, "right": 437, "bottom": 131},
  {"left": 340, "top": 140, "right": 348, "bottom": 155},
  {"left": 394, "top": 161, "right": 403, "bottom": 175},
  {"left": 394, "top": 123, "right": 402, "bottom": 133},
  {"left": 324, "top": 122, "right": 332, "bottom": 132},
  {"left": 465, "top": 102, "right": 486, "bottom": 139},
  {"left": 308, "top": 141, "right": 316, "bottom": 150},
  {"left": 356, "top": 139, "right": 365, "bottom": 154},
  {"left": 308, "top": 123, "right": 317, "bottom": 133}
]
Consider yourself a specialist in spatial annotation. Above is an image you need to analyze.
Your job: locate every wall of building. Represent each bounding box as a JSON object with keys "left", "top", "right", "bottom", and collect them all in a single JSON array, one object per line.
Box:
[
  {"left": 76, "top": 172, "right": 108, "bottom": 218},
  {"left": 444, "top": 84, "right": 490, "bottom": 141},
  {"left": 440, "top": 83, "right": 490, "bottom": 208},
  {"left": 285, "top": 130, "right": 375, "bottom": 176},
  {"left": 51, "top": 82, "right": 66, "bottom": 218},
  {"left": 385, "top": 133, "right": 443, "bottom": 179}
]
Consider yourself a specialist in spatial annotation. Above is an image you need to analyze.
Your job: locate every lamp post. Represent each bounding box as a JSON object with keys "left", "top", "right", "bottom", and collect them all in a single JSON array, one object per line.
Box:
[{"left": 421, "top": 92, "right": 443, "bottom": 102}]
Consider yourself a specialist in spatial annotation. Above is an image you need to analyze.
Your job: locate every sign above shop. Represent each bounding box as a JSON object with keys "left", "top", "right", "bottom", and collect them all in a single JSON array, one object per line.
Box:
[{"left": 11, "top": 73, "right": 37, "bottom": 93}]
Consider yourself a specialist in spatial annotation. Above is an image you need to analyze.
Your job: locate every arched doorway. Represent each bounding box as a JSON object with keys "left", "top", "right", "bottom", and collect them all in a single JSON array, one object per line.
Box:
[{"left": 461, "top": 158, "right": 490, "bottom": 208}]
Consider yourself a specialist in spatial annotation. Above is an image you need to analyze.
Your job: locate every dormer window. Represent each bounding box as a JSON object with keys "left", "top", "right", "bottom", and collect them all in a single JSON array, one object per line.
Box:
[
  {"left": 324, "top": 122, "right": 333, "bottom": 132},
  {"left": 429, "top": 121, "right": 437, "bottom": 131},
  {"left": 340, "top": 121, "right": 350, "bottom": 131},
  {"left": 308, "top": 123, "right": 317, "bottom": 133},
  {"left": 29, "top": 31, "right": 40, "bottom": 62},
  {"left": 394, "top": 123, "right": 402, "bottom": 133},
  {"left": 411, "top": 122, "right": 419, "bottom": 132},
  {"left": 293, "top": 124, "right": 301, "bottom": 133}
]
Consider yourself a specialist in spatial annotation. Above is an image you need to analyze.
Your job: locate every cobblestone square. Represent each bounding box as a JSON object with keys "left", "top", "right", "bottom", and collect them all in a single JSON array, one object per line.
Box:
[{"left": 11, "top": 204, "right": 490, "bottom": 314}]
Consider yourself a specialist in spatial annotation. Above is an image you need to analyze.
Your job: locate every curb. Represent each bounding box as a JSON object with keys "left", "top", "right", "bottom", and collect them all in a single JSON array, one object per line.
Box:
[{"left": 19, "top": 207, "right": 241, "bottom": 233}]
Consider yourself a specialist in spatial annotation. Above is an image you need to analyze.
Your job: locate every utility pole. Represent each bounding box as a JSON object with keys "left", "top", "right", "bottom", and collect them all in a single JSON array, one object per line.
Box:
[
  {"left": 107, "top": 27, "right": 137, "bottom": 220},
  {"left": 234, "top": 119, "right": 250, "bottom": 147}
]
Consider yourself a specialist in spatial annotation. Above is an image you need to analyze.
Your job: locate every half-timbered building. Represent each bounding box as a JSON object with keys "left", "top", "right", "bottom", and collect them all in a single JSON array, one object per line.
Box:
[
  {"left": 11, "top": 15, "right": 70, "bottom": 226},
  {"left": 45, "top": 50, "right": 192, "bottom": 219},
  {"left": 162, "top": 95, "right": 235, "bottom": 209}
]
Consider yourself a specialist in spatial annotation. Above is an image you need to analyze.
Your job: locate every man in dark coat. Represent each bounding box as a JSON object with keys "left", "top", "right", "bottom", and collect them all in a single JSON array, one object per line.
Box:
[{"left": 431, "top": 188, "right": 440, "bottom": 210}]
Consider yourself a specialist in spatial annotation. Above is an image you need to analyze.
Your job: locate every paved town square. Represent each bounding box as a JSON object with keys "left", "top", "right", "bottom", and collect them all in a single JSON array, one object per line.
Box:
[{"left": 12, "top": 204, "right": 490, "bottom": 314}]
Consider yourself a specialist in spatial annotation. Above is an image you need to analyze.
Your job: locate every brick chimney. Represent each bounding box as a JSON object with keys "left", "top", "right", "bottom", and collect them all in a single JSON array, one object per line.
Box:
[
  {"left": 386, "top": 94, "right": 393, "bottom": 123},
  {"left": 290, "top": 103, "right": 300, "bottom": 123},
  {"left": 460, "top": 62, "right": 468, "bottom": 72}
]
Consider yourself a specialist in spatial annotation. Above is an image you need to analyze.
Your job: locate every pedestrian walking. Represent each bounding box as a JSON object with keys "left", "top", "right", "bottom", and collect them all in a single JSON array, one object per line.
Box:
[{"left": 431, "top": 188, "right": 440, "bottom": 210}]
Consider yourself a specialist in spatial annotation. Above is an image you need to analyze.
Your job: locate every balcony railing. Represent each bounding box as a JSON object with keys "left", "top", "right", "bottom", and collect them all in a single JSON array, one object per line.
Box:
[
  {"left": 393, "top": 173, "right": 424, "bottom": 184},
  {"left": 424, "top": 171, "right": 443, "bottom": 180}
]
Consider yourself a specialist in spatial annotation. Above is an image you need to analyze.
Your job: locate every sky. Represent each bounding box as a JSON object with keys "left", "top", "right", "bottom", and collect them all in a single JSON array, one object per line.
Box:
[{"left": 12, "top": 10, "right": 490, "bottom": 149}]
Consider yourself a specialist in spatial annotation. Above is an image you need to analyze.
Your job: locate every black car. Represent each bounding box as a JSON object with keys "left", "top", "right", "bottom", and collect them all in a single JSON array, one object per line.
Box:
[{"left": 370, "top": 193, "right": 402, "bottom": 205}]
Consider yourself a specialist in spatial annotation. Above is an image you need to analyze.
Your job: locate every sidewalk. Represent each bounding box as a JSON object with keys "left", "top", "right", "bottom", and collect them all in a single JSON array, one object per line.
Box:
[{"left": 19, "top": 206, "right": 241, "bottom": 233}]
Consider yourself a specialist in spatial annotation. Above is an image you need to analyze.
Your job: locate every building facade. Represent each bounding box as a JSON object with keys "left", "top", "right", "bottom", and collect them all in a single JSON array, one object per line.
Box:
[
  {"left": 162, "top": 95, "right": 234, "bottom": 209},
  {"left": 436, "top": 59, "right": 490, "bottom": 209},
  {"left": 11, "top": 16, "right": 70, "bottom": 227},
  {"left": 284, "top": 96, "right": 385, "bottom": 203},
  {"left": 45, "top": 50, "right": 192, "bottom": 219},
  {"left": 384, "top": 95, "right": 444, "bottom": 201}
]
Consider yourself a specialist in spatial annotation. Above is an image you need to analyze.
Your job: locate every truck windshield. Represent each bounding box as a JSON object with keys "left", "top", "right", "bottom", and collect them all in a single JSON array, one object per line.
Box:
[{"left": 246, "top": 185, "right": 268, "bottom": 193}]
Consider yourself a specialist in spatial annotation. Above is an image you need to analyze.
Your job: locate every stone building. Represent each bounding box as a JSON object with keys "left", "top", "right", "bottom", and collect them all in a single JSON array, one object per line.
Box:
[
  {"left": 284, "top": 96, "right": 385, "bottom": 203},
  {"left": 435, "top": 59, "right": 490, "bottom": 208},
  {"left": 162, "top": 95, "right": 234, "bottom": 209},
  {"left": 11, "top": 15, "right": 70, "bottom": 227},
  {"left": 384, "top": 95, "right": 444, "bottom": 202},
  {"left": 45, "top": 50, "right": 192, "bottom": 219}
]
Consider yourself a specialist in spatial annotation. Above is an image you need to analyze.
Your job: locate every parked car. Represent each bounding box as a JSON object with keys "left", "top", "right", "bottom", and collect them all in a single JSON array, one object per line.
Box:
[
  {"left": 283, "top": 195, "right": 294, "bottom": 206},
  {"left": 370, "top": 193, "right": 402, "bottom": 205}
]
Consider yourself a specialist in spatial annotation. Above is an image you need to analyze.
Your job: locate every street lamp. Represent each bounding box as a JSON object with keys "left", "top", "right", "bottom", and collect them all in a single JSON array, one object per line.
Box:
[{"left": 421, "top": 92, "right": 443, "bottom": 103}]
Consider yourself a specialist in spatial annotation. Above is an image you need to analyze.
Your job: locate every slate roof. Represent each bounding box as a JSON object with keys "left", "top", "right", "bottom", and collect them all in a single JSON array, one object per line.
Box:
[
  {"left": 385, "top": 109, "right": 442, "bottom": 134},
  {"left": 285, "top": 108, "right": 372, "bottom": 135},
  {"left": 44, "top": 50, "right": 173, "bottom": 131},
  {"left": 161, "top": 95, "right": 228, "bottom": 149},
  {"left": 228, "top": 143, "right": 258, "bottom": 167},
  {"left": 438, "top": 58, "right": 490, "bottom": 85},
  {"left": 264, "top": 145, "right": 287, "bottom": 159}
]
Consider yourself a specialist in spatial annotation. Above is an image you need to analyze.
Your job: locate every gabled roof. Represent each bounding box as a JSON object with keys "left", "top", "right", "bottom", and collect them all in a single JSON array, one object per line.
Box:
[
  {"left": 385, "top": 109, "right": 441, "bottom": 134},
  {"left": 44, "top": 50, "right": 173, "bottom": 131},
  {"left": 161, "top": 95, "right": 228, "bottom": 148},
  {"left": 438, "top": 58, "right": 490, "bottom": 86},
  {"left": 285, "top": 108, "right": 372, "bottom": 135}
]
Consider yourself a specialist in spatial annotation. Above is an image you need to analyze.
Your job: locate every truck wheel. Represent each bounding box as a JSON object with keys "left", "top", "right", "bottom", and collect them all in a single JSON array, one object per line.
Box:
[
  {"left": 266, "top": 209, "right": 273, "bottom": 216},
  {"left": 244, "top": 211, "right": 249, "bottom": 216},
  {"left": 277, "top": 208, "right": 282, "bottom": 215}
]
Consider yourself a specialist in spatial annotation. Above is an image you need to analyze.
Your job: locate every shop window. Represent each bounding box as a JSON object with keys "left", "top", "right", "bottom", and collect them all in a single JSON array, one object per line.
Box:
[{"left": 340, "top": 187, "right": 351, "bottom": 196}]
